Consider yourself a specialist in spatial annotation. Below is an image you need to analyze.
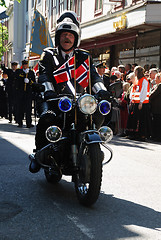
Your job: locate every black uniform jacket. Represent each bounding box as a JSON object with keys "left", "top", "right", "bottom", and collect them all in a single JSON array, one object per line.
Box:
[
  {"left": 16, "top": 69, "right": 36, "bottom": 95},
  {"left": 1, "top": 64, "right": 19, "bottom": 96},
  {"left": 149, "top": 83, "right": 161, "bottom": 114},
  {"left": 39, "top": 47, "right": 103, "bottom": 95}
]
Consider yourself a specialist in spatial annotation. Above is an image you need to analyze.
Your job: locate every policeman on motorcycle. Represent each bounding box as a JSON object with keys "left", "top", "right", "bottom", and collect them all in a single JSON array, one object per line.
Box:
[{"left": 29, "top": 11, "right": 110, "bottom": 173}]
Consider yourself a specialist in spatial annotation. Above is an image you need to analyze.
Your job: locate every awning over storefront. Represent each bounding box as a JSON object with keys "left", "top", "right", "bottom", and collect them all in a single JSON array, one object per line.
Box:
[
  {"left": 80, "top": 1, "right": 161, "bottom": 50},
  {"left": 80, "top": 32, "right": 137, "bottom": 50}
]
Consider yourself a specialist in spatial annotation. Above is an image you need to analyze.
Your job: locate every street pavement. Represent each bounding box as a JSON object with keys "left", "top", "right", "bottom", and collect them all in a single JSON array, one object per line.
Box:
[{"left": 0, "top": 118, "right": 161, "bottom": 240}]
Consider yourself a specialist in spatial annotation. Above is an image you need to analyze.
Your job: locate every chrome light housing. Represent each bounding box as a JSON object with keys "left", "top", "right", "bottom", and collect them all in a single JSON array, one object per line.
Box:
[
  {"left": 45, "top": 126, "right": 62, "bottom": 142},
  {"left": 58, "top": 97, "right": 72, "bottom": 112},
  {"left": 78, "top": 94, "right": 97, "bottom": 115},
  {"left": 98, "top": 100, "right": 111, "bottom": 115},
  {"left": 99, "top": 126, "right": 113, "bottom": 143}
]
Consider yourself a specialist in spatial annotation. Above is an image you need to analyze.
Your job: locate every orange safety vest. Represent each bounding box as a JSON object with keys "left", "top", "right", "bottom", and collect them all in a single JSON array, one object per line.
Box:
[{"left": 131, "top": 77, "right": 150, "bottom": 104}]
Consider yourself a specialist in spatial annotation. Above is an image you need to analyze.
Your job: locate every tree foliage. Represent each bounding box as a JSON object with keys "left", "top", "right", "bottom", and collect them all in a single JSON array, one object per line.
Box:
[
  {"left": 0, "top": 0, "right": 6, "bottom": 7},
  {"left": 0, "top": 24, "right": 8, "bottom": 59},
  {"left": 0, "top": 1, "right": 19, "bottom": 59},
  {"left": 0, "top": 0, "right": 21, "bottom": 7}
]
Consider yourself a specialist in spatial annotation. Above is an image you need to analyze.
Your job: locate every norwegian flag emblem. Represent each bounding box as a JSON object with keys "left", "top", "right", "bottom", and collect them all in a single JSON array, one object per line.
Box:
[
  {"left": 53, "top": 57, "right": 75, "bottom": 84},
  {"left": 53, "top": 56, "right": 89, "bottom": 88},
  {"left": 75, "top": 58, "right": 89, "bottom": 88}
]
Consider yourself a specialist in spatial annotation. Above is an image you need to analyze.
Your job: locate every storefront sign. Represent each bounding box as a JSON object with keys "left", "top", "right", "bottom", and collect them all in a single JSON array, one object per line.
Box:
[{"left": 113, "top": 14, "right": 127, "bottom": 30}]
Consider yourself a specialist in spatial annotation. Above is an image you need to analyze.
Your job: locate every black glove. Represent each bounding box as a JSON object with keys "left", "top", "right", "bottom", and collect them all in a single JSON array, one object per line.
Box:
[
  {"left": 32, "top": 82, "right": 45, "bottom": 92},
  {"left": 44, "top": 90, "right": 57, "bottom": 101},
  {"left": 95, "top": 90, "right": 110, "bottom": 101}
]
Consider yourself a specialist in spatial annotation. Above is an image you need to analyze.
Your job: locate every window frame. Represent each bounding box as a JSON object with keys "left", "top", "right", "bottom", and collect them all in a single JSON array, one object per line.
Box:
[
  {"left": 58, "top": 0, "right": 65, "bottom": 15},
  {"left": 51, "top": 0, "right": 57, "bottom": 31},
  {"left": 67, "top": 0, "right": 82, "bottom": 22},
  {"left": 32, "top": 0, "right": 34, "bottom": 9},
  {"left": 109, "top": 0, "right": 125, "bottom": 11},
  {"left": 26, "top": 0, "right": 28, "bottom": 12},
  {"left": 94, "top": 0, "right": 103, "bottom": 16}
]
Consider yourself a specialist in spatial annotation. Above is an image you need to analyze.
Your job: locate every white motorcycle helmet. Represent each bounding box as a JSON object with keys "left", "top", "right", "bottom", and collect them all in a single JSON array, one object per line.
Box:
[{"left": 55, "top": 11, "right": 81, "bottom": 48}]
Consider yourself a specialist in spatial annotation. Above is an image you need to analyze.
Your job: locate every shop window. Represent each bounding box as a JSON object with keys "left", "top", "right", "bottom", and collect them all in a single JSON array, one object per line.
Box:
[
  {"left": 95, "top": 0, "right": 103, "bottom": 16},
  {"left": 109, "top": 0, "right": 125, "bottom": 11}
]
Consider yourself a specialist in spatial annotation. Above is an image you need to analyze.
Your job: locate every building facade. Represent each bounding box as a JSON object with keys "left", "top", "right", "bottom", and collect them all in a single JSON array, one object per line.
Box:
[{"left": 4, "top": 0, "right": 161, "bottom": 69}]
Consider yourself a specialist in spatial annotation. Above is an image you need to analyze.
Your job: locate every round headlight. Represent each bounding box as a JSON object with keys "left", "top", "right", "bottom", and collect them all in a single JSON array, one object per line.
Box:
[
  {"left": 58, "top": 97, "right": 72, "bottom": 112},
  {"left": 99, "top": 126, "right": 113, "bottom": 142},
  {"left": 45, "top": 126, "right": 62, "bottom": 142},
  {"left": 98, "top": 100, "right": 111, "bottom": 115},
  {"left": 78, "top": 94, "right": 97, "bottom": 115}
]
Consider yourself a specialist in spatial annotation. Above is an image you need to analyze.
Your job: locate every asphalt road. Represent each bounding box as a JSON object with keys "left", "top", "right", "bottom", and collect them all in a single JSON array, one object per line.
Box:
[{"left": 0, "top": 118, "right": 161, "bottom": 240}]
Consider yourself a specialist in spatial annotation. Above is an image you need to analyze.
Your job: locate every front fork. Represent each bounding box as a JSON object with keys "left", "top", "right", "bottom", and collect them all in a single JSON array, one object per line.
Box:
[
  {"left": 71, "top": 123, "right": 78, "bottom": 167},
  {"left": 70, "top": 122, "right": 96, "bottom": 168}
]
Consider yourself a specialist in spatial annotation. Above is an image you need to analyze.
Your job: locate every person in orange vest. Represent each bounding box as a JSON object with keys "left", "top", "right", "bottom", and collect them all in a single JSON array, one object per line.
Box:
[{"left": 126, "top": 66, "right": 151, "bottom": 141}]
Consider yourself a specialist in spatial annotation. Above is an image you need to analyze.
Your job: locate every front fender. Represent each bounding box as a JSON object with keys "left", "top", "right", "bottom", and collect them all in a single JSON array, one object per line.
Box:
[{"left": 84, "top": 131, "right": 103, "bottom": 145}]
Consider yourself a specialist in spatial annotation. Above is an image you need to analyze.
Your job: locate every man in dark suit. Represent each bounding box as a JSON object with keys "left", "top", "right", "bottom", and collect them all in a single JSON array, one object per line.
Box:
[
  {"left": 16, "top": 59, "right": 36, "bottom": 128},
  {"left": 0, "top": 71, "right": 8, "bottom": 118},
  {"left": 29, "top": 11, "right": 110, "bottom": 173},
  {"left": 149, "top": 73, "right": 161, "bottom": 141},
  {"left": 96, "top": 62, "right": 110, "bottom": 90},
  {"left": 125, "top": 63, "right": 132, "bottom": 80},
  {"left": 1, "top": 60, "right": 19, "bottom": 123}
]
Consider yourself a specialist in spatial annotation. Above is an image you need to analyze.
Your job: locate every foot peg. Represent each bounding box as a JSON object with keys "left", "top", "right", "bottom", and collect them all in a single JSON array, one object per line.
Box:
[
  {"left": 29, "top": 154, "right": 35, "bottom": 161},
  {"left": 29, "top": 153, "right": 41, "bottom": 173}
]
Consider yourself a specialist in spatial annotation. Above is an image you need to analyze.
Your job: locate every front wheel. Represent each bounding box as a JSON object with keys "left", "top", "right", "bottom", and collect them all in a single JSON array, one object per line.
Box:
[{"left": 75, "top": 143, "right": 103, "bottom": 206}]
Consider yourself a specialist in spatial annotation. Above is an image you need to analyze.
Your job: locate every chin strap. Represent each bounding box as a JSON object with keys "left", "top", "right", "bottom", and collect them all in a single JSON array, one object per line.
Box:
[{"left": 60, "top": 45, "right": 75, "bottom": 53}]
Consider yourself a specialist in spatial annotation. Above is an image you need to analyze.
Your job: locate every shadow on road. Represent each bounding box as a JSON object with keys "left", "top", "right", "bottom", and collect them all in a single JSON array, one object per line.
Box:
[
  {"left": 38, "top": 178, "right": 161, "bottom": 239},
  {"left": 0, "top": 122, "right": 36, "bottom": 136},
  {"left": 1, "top": 120, "right": 161, "bottom": 240},
  {"left": 109, "top": 135, "right": 161, "bottom": 150}
]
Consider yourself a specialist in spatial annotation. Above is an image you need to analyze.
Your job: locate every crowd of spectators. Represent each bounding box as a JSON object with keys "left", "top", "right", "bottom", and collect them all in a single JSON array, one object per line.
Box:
[
  {"left": 96, "top": 62, "right": 161, "bottom": 142},
  {"left": 0, "top": 59, "right": 161, "bottom": 142}
]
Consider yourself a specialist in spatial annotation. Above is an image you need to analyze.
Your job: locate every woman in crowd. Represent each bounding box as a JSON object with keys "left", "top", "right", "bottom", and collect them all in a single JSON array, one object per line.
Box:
[
  {"left": 118, "top": 82, "right": 130, "bottom": 137},
  {"left": 124, "top": 72, "right": 135, "bottom": 105},
  {"left": 126, "top": 66, "right": 151, "bottom": 141},
  {"left": 149, "top": 73, "right": 161, "bottom": 141}
]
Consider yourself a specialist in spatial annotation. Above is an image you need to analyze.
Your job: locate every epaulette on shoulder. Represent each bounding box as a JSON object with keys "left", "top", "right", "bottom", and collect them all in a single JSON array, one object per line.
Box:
[
  {"left": 78, "top": 48, "right": 89, "bottom": 54},
  {"left": 43, "top": 47, "right": 57, "bottom": 55},
  {"left": 40, "top": 47, "right": 57, "bottom": 60},
  {"left": 43, "top": 47, "right": 55, "bottom": 51}
]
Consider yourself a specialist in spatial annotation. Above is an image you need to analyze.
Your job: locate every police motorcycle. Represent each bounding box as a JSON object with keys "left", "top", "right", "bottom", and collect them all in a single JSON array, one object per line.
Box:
[
  {"left": 29, "top": 10, "right": 113, "bottom": 206},
  {"left": 29, "top": 75, "right": 113, "bottom": 207}
]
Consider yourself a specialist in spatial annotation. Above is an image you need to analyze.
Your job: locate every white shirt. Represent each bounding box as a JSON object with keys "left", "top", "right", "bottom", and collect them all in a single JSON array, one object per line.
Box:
[
  {"left": 139, "top": 78, "right": 149, "bottom": 103},
  {"left": 23, "top": 68, "right": 29, "bottom": 74},
  {"left": 61, "top": 50, "right": 74, "bottom": 60}
]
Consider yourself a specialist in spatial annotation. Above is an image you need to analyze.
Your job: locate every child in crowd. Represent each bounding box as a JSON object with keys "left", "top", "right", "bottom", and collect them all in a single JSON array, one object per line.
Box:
[{"left": 118, "top": 82, "right": 130, "bottom": 137}]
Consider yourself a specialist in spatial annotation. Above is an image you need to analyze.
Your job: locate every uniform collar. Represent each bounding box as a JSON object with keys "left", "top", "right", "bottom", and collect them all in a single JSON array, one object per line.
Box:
[{"left": 61, "top": 50, "right": 74, "bottom": 60}]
